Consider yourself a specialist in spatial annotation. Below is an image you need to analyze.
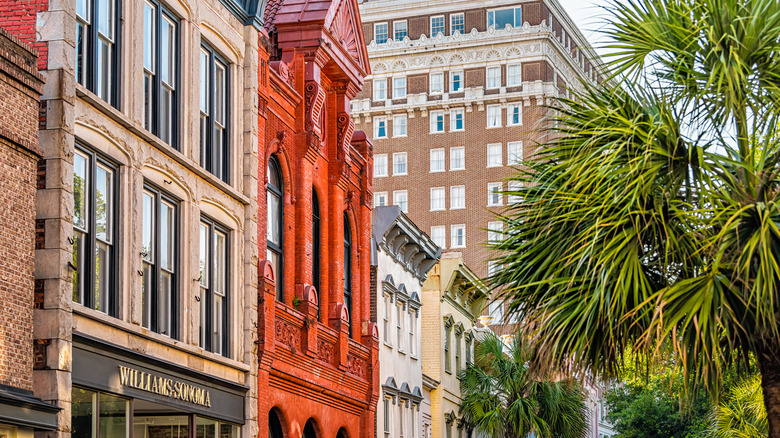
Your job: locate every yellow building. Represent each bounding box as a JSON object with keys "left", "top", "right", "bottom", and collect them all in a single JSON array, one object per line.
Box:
[{"left": 421, "top": 253, "right": 488, "bottom": 438}]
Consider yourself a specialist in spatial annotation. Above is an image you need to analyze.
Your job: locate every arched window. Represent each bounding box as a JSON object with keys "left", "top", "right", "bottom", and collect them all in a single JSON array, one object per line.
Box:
[
  {"left": 343, "top": 214, "right": 352, "bottom": 335},
  {"left": 269, "top": 409, "right": 283, "bottom": 438},
  {"left": 267, "top": 156, "right": 283, "bottom": 300},
  {"left": 303, "top": 419, "right": 317, "bottom": 438},
  {"left": 312, "top": 189, "right": 321, "bottom": 319}
]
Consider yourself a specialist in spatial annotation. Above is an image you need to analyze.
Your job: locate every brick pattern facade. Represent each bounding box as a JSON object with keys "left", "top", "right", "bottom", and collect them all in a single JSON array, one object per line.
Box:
[
  {"left": 0, "top": 25, "right": 44, "bottom": 392},
  {"left": 0, "top": 0, "right": 48, "bottom": 70}
]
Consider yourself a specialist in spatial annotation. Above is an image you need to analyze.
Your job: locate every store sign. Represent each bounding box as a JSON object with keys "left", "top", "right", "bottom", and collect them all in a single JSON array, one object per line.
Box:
[{"left": 118, "top": 365, "right": 211, "bottom": 407}]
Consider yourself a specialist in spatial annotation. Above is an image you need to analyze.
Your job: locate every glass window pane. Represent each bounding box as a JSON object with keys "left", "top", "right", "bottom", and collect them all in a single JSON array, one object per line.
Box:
[
  {"left": 161, "top": 17, "right": 175, "bottom": 87},
  {"left": 97, "top": 0, "right": 114, "bottom": 39},
  {"left": 215, "top": 61, "right": 226, "bottom": 125},
  {"left": 142, "top": 192, "right": 155, "bottom": 261},
  {"left": 74, "top": 151, "right": 88, "bottom": 231},
  {"left": 214, "top": 230, "right": 226, "bottom": 296},
  {"left": 200, "top": 50, "right": 210, "bottom": 114},
  {"left": 200, "top": 223, "right": 209, "bottom": 286},
  {"left": 160, "top": 200, "right": 175, "bottom": 271},
  {"left": 95, "top": 164, "right": 112, "bottom": 242},
  {"left": 197, "top": 417, "right": 218, "bottom": 438},
  {"left": 71, "top": 387, "right": 96, "bottom": 438},
  {"left": 94, "top": 240, "right": 110, "bottom": 312},
  {"left": 98, "top": 393, "right": 128, "bottom": 438},
  {"left": 143, "top": 3, "right": 155, "bottom": 72},
  {"left": 72, "top": 229, "right": 86, "bottom": 303},
  {"left": 220, "top": 423, "right": 239, "bottom": 438},
  {"left": 135, "top": 415, "right": 189, "bottom": 437},
  {"left": 77, "top": 0, "right": 90, "bottom": 20},
  {"left": 267, "top": 192, "right": 281, "bottom": 245},
  {"left": 160, "top": 271, "right": 172, "bottom": 335},
  {"left": 97, "top": 37, "right": 111, "bottom": 101}
]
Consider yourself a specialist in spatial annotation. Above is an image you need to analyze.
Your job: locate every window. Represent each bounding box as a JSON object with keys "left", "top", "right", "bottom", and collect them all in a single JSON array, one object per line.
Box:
[
  {"left": 465, "top": 337, "right": 472, "bottom": 364},
  {"left": 394, "top": 190, "right": 408, "bottom": 213},
  {"left": 267, "top": 156, "right": 284, "bottom": 300},
  {"left": 374, "top": 117, "right": 388, "bottom": 138},
  {"left": 200, "top": 44, "right": 229, "bottom": 182},
  {"left": 450, "top": 186, "right": 465, "bottom": 209},
  {"left": 487, "top": 143, "right": 503, "bottom": 167},
  {"left": 394, "top": 20, "right": 408, "bottom": 40},
  {"left": 76, "top": 0, "right": 119, "bottom": 105},
  {"left": 431, "top": 187, "right": 445, "bottom": 211},
  {"left": 430, "top": 111, "right": 445, "bottom": 133},
  {"left": 397, "top": 302, "right": 404, "bottom": 351},
  {"left": 409, "top": 310, "right": 417, "bottom": 356},
  {"left": 489, "top": 299, "right": 504, "bottom": 323},
  {"left": 199, "top": 217, "right": 228, "bottom": 356},
  {"left": 393, "top": 152, "right": 408, "bottom": 175},
  {"left": 312, "top": 190, "right": 321, "bottom": 316},
  {"left": 374, "top": 154, "right": 388, "bottom": 177},
  {"left": 393, "top": 77, "right": 407, "bottom": 98},
  {"left": 487, "top": 66, "right": 501, "bottom": 89},
  {"left": 450, "top": 71, "right": 463, "bottom": 92},
  {"left": 71, "top": 387, "right": 130, "bottom": 438},
  {"left": 450, "top": 13, "right": 464, "bottom": 34},
  {"left": 142, "top": 184, "right": 178, "bottom": 338},
  {"left": 143, "top": 2, "right": 177, "bottom": 145},
  {"left": 430, "top": 148, "right": 445, "bottom": 172},
  {"left": 430, "top": 73, "right": 444, "bottom": 94},
  {"left": 343, "top": 214, "right": 353, "bottom": 336},
  {"left": 451, "top": 224, "right": 465, "bottom": 247},
  {"left": 72, "top": 145, "right": 117, "bottom": 316},
  {"left": 450, "top": 147, "right": 465, "bottom": 170},
  {"left": 488, "top": 7, "right": 522, "bottom": 28},
  {"left": 384, "top": 398, "right": 391, "bottom": 434},
  {"left": 450, "top": 109, "right": 464, "bottom": 131},
  {"left": 431, "top": 16, "right": 445, "bottom": 36},
  {"left": 487, "top": 105, "right": 502, "bottom": 128},
  {"left": 399, "top": 402, "right": 405, "bottom": 438},
  {"left": 383, "top": 293, "right": 392, "bottom": 344},
  {"left": 507, "top": 63, "right": 522, "bottom": 86},
  {"left": 374, "top": 192, "right": 389, "bottom": 207},
  {"left": 488, "top": 221, "right": 503, "bottom": 242},
  {"left": 508, "top": 181, "right": 523, "bottom": 204},
  {"left": 373, "top": 79, "right": 387, "bottom": 100},
  {"left": 488, "top": 183, "right": 503, "bottom": 206},
  {"left": 375, "top": 22, "right": 389, "bottom": 43},
  {"left": 431, "top": 226, "right": 446, "bottom": 249},
  {"left": 444, "top": 324, "right": 451, "bottom": 372},
  {"left": 393, "top": 114, "right": 407, "bottom": 137},
  {"left": 508, "top": 141, "right": 523, "bottom": 165},
  {"left": 508, "top": 103, "right": 522, "bottom": 126},
  {"left": 455, "top": 331, "right": 462, "bottom": 374}
]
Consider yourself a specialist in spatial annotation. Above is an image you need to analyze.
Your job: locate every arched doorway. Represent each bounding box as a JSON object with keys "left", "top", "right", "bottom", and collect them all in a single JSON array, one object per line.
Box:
[
  {"left": 269, "top": 409, "right": 283, "bottom": 438},
  {"left": 302, "top": 419, "right": 317, "bottom": 438}
]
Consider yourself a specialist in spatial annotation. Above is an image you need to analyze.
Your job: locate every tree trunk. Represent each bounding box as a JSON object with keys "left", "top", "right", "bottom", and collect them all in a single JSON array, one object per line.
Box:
[{"left": 757, "top": 345, "right": 780, "bottom": 438}]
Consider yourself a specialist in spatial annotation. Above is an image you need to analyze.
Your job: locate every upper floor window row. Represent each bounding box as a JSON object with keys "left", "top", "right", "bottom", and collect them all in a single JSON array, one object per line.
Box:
[{"left": 77, "top": 0, "right": 119, "bottom": 106}]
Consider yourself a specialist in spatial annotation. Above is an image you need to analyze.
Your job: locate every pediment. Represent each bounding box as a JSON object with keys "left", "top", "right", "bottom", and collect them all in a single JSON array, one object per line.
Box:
[{"left": 326, "top": 0, "right": 371, "bottom": 74}]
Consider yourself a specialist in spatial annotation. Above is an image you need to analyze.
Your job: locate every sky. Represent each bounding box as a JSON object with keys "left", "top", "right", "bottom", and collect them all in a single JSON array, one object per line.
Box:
[{"left": 555, "top": 0, "right": 624, "bottom": 55}]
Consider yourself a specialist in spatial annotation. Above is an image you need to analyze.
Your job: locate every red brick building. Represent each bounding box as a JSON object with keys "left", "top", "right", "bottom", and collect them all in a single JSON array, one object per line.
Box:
[{"left": 257, "top": 0, "right": 378, "bottom": 437}]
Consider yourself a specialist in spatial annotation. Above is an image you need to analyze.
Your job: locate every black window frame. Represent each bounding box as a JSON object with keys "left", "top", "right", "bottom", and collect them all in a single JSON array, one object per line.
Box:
[
  {"left": 200, "top": 42, "right": 230, "bottom": 183},
  {"left": 267, "top": 156, "right": 284, "bottom": 301},
  {"left": 199, "top": 215, "right": 230, "bottom": 357},
  {"left": 143, "top": 0, "right": 180, "bottom": 147},
  {"left": 312, "top": 188, "right": 321, "bottom": 319},
  {"left": 141, "top": 183, "right": 180, "bottom": 339},
  {"left": 75, "top": 0, "right": 122, "bottom": 108},
  {"left": 343, "top": 213, "right": 353, "bottom": 336},
  {"left": 72, "top": 142, "right": 120, "bottom": 317}
]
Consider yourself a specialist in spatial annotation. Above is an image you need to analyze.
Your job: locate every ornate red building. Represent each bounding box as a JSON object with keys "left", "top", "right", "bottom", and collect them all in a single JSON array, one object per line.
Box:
[{"left": 257, "top": 0, "right": 377, "bottom": 436}]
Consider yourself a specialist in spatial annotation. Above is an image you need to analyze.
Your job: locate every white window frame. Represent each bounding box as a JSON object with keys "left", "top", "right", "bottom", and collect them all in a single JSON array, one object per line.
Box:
[
  {"left": 449, "top": 70, "right": 463, "bottom": 92},
  {"left": 450, "top": 185, "right": 465, "bottom": 210},
  {"left": 375, "top": 22, "right": 389, "bottom": 44},
  {"left": 431, "top": 226, "right": 446, "bottom": 249},
  {"left": 430, "top": 110, "right": 445, "bottom": 133},
  {"left": 487, "top": 143, "right": 502, "bottom": 168},
  {"left": 393, "top": 76, "right": 407, "bottom": 98},
  {"left": 374, "top": 153, "right": 388, "bottom": 177},
  {"left": 486, "top": 105, "right": 502, "bottom": 128},
  {"left": 430, "top": 15, "right": 445, "bottom": 37},
  {"left": 373, "top": 78, "right": 387, "bottom": 100},
  {"left": 507, "top": 181, "right": 522, "bottom": 204},
  {"left": 450, "top": 146, "right": 465, "bottom": 170},
  {"left": 394, "top": 20, "right": 408, "bottom": 40},
  {"left": 429, "top": 72, "right": 444, "bottom": 94},
  {"left": 393, "top": 114, "right": 408, "bottom": 137},
  {"left": 374, "top": 191, "right": 388, "bottom": 207},
  {"left": 450, "top": 108, "right": 464, "bottom": 131},
  {"left": 374, "top": 116, "right": 388, "bottom": 139},
  {"left": 507, "top": 63, "right": 522, "bottom": 86},
  {"left": 430, "top": 187, "right": 445, "bottom": 211},
  {"left": 507, "top": 141, "right": 523, "bottom": 165},
  {"left": 486, "top": 66, "right": 501, "bottom": 89},
  {"left": 393, "top": 190, "right": 408, "bottom": 213},
  {"left": 451, "top": 224, "right": 466, "bottom": 248},
  {"left": 393, "top": 152, "right": 408, "bottom": 176},
  {"left": 450, "top": 13, "right": 465, "bottom": 35},
  {"left": 488, "top": 221, "right": 503, "bottom": 242},
  {"left": 488, "top": 182, "right": 503, "bottom": 206},
  {"left": 507, "top": 103, "right": 522, "bottom": 126},
  {"left": 430, "top": 148, "right": 445, "bottom": 173},
  {"left": 487, "top": 6, "right": 522, "bottom": 29}
]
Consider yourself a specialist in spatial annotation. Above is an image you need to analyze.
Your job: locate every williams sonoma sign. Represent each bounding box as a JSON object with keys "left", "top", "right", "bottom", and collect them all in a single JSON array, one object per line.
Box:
[{"left": 118, "top": 365, "right": 212, "bottom": 407}]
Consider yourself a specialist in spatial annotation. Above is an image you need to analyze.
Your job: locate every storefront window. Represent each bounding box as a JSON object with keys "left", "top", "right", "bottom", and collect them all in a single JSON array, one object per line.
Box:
[
  {"left": 99, "top": 393, "right": 129, "bottom": 437},
  {"left": 134, "top": 415, "right": 189, "bottom": 437},
  {"left": 72, "top": 388, "right": 97, "bottom": 438},
  {"left": 72, "top": 387, "right": 129, "bottom": 438},
  {"left": 197, "top": 417, "right": 218, "bottom": 437}
]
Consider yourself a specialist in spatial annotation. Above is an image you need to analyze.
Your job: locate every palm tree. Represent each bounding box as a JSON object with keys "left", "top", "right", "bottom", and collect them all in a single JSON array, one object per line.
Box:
[
  {"left": 487, "top": 0, "right": 780, "bottom": 435},
  {"left": 459, "top": 333, "right": 588, "bottom": 438},
  {"left": 712, "top": 375, "right": 768, "bottom": 438}
]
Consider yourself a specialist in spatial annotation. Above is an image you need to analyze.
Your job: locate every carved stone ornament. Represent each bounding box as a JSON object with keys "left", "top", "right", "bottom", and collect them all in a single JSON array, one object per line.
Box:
[
  {"left": 305, "top": 81, "right": 326, "bottom": 135},
  {"left": 329, "top": 0, "right": 361, "bottom": 66},
  {"left": 275, "top": 319, "right": 302, "bottom": 351},
  {"left": 336, "top": 113, "right": 354, "bottom": 161}
]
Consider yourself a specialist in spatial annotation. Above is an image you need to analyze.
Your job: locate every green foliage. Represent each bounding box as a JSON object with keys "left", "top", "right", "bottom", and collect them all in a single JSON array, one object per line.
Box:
[
  {"left": 712, "top": 375, "right": 768, "bottom": 438},
  {"left": 459, "top": 333, "right": 588, "bottom": 438}
]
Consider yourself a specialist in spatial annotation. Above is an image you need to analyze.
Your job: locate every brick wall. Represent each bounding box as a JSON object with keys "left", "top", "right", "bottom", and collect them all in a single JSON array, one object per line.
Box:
[
  {"left": 0, "top": 0, "right": 48, "bottom": 70},
  {"left": 0, "top": 25, "right": 44, "bottom": 391}
]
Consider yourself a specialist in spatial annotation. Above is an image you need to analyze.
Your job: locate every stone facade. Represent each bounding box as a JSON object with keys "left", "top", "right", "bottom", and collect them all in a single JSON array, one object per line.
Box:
[
  {"left": 420, "top": 253, "right": 487, "bottom": 438},
  {"left": 0, "top": 24, "right": 58, "bottom": 438},
  {"left": 371, "top": 206, "right": 440, "bottom": 438},
  {"left": 256, "top": 0, "right": 380, "bottom": 436}
]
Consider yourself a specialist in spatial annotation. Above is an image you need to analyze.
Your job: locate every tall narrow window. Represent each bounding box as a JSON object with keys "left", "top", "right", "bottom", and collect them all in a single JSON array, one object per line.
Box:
[
  {"left": 267, "top": 157, "right": 284, "bottom": 300},
  {"left": 394, "top": 20, "right": 408, "bottom": 40},
  {"left": 375, "top": 23, "right": 389, "bottom": 44},
  {"left": 343, "top": 214, "right": 353, "bottom": 335},
  {"left": 143, "top": 2, "right": 178, "bottom": 145},
  {"left": 450, "top": 109, "right": 464, "bottom": 131},
  {"left": 444, "top": 324, "right": 451, "bottom": 372},
  {"left": 312, "top": 189, "right": 321, "bottom": 318},
  {"left": 455, "top": 331, "right": 462, "bottom": 374},
  {"left": 199, "top": 217, "right": 229, "bottom": 356},
  {"left": 200, "top": 44, "right": 229, "bottom": 182},
  {"left": 450, "top": 13, "right": 465, "bottom": 34},
  {"left": 72, "top": 145, "right": 117, "bottom": 316},
  {"left": 486, "top": 66, "right": 501, "bottom": 89},
  {"left": 431, "top": 16, "right": 445, "bottom": 36},
  {"left": 76, "top": 0, "right": 119, "bottom": 106},
  {"left": 142, "top": 185, "right": 178, "bottom": 338},
  {"left": 430, "top": 73, "right": 444, "bottom": 94},
  {"left": 450, "top": 71, "right": 463, "bottom": 92},
  {"left": 409, "top": 310, "right": 416, "bottom": 356},
  {"left": 393, "top": 77, "right": 407, "bottom": 98},
  {"left": 374, "top": 79, "right": 387, "bottom": 100}
]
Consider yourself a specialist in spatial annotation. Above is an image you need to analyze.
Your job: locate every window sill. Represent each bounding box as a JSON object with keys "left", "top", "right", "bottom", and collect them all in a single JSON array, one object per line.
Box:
[
  {"left": 487, "top": 204, "right": 503, "bottom": 207},
  {"left": 486, "top": 164, "right": 503, "bottom": 168},
  {"left": 486, "top": 125, "right": 503, "bottom": 129},
  {"left": 76, "top": 85, "right": 250, "bottom": 206},
  {"left": 451, "top": 245, "right": 466, "bottom": 249},
  {"left": 72, "top": 304, "right": 251, "bottom": 373},
  {"left": 450, "top": 206, "right": 465, "bottom": 210},
  {"left": 393, "top": 173, "right": 408, "bottom": 177},
  {"left": 450, "top": 129, "right": 464, "bottom": 132},
  {"left": 393, "top": 135, "right": 408, "bottom": 138},
  {"left": 507, "top": 123, "right": 523, "bottom": 127},
  {"left": 429, "top": 131, "right": 445, "bottom": 134},
  {"left": 449, "top": 168, "right": 465, "bottom": 172},
  {"left": 430, "top": 169, "right": 445, "bottom": 173},
  {"left": 384, "top": 341, "right": 394, "bottom": 349}
]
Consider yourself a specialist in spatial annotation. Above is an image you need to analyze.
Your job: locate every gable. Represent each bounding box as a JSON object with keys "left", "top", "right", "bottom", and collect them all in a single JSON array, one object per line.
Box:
[{"left": 326, "top": 0, "right": 371, "bottom": 75}]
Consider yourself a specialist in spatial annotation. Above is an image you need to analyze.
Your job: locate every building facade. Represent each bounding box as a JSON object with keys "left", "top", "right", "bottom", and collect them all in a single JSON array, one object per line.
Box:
[
  {"left": 256, "top": 0, "right": 380, "bottom": 436},
  {"left": 371, "top": 206, "right": 440, "bottom": 438},
  {"left": 1, "top": 0, "right": 263, "bottom": 435},
  {"left": 0, "top": 25, "right": 59, "bottom": 437},
  {"left": 421, "top": 253, "right": 488, "bottom": 438}
]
